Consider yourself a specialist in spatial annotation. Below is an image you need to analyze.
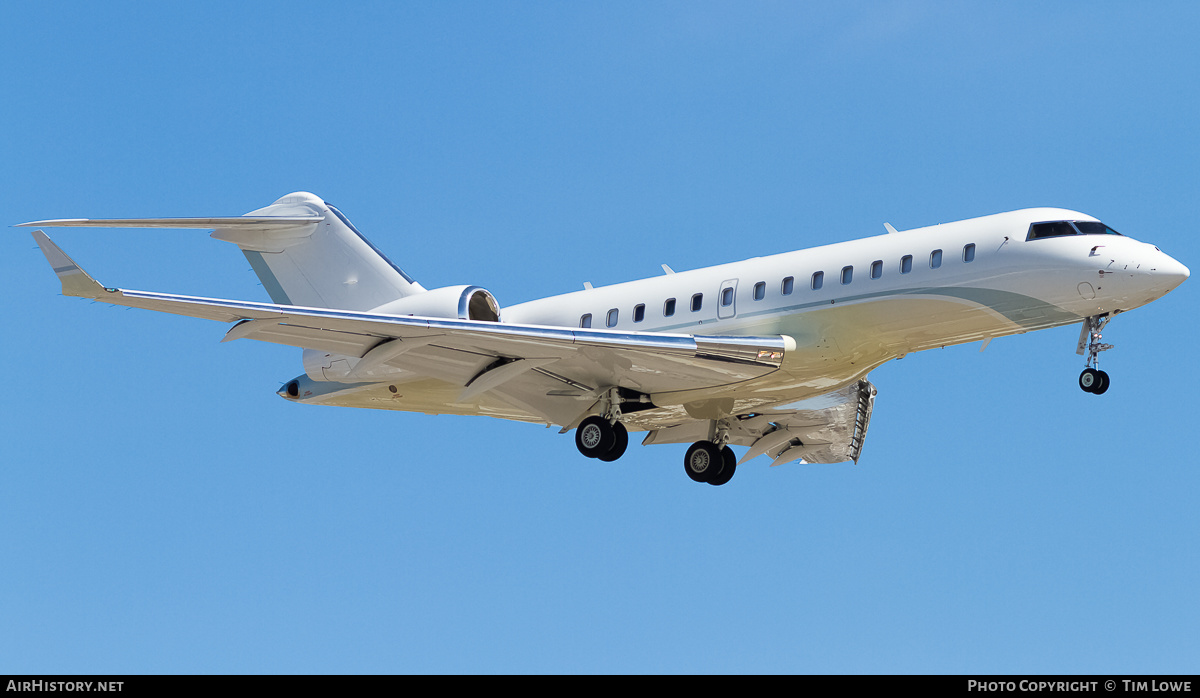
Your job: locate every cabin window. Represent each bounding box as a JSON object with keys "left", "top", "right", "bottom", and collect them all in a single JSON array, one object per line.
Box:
[
  {"left": 930, "top": 249, "right": 942, "bottom": 269},
  {"left": 580, "top": 314, "right": 592, "bottom": 328},
  {"left": 721, "top": 287, "right": 734, "bottom": 307},
  {"left": 634, "top": 304, "right": 645, "bottom": 322},
  {"left": 691, "top": 293, "right": 704, "bottom": 312},
  {"left": 900, "top": 255, "right": 913, "bottom": 274},
  {"left": 782, "top": 276, "right": 794, "bottom": 295},
  {"left": 753, "top": 282, "right": 766, "bottom": 300},
  {"left": 664, "top": 298, "right": 676, "bottom": 317},
  {"left": 841, "top": 266, "right": 853, "bottom": 284},
  {"left": 870, "top": 260, "right": 883, "bottom": 279},
  {"left": 963, "top": 243, "right": 976, "bottom": 263},
  {"left": 811, "top": 271, "right": 824, "bottom": 290},
  {"left": 606, "top": 308, "right": 619, "bottom": 327}
]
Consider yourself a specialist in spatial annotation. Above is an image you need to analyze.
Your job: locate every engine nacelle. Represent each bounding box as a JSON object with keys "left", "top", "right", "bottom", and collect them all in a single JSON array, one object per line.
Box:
[
  {"left": 302, "top": 285, "right": 501, "bottom": 382},
  {"left": 367, "top": 285, "right": 500, "bottom": 322}
]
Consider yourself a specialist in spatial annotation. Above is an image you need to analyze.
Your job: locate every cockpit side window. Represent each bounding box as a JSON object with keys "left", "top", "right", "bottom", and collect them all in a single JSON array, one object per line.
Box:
[
  {"left": 1027, "top": 221, "right": 1079, "bottom": 240},
  {"left": 1073, "top": 222, "right": 1122, "bottom": 236}
]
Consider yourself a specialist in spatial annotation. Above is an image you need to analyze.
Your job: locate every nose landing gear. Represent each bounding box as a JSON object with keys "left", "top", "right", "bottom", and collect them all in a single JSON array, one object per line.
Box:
[
  {"left": 1077, "top": 314, "right": 1114, "bottom": 394},
  {"left": 1078, "top": 367, "right": 1110, "bottom": 394}
]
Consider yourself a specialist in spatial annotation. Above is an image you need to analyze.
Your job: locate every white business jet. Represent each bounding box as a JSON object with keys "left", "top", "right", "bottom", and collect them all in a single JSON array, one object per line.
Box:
[{"left": 21, "top": 193, "right": 1188, "bottom": 485}]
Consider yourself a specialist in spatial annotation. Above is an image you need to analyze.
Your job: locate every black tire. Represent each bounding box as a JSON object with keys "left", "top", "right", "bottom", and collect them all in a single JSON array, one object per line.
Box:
[
  {"left": 1093, "top": 370, "right": 1110, "bottom": 395},
  {"left": 575, "top": 416, "right": 615, "bottom": 458},
  {"left": 707, "top": 446, "right": 738, "bottom": 486},
  {"left": 597, "top": 422, "right": 629, "bottom": 462},
  {"left": 1079, "top": 368, "right": 1099, "bottom": 393},
  {"left": 684, "top": 441, "right": 723, "bottom": 483}
]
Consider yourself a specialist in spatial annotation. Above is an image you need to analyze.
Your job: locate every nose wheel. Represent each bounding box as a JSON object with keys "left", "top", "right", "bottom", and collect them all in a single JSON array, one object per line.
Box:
[
  {"left": 1079, "top": 368, "right": 1110, "bottom": 394},
  {"left": 1077, "top": 314, "right": 1114, "bottom": 395}
]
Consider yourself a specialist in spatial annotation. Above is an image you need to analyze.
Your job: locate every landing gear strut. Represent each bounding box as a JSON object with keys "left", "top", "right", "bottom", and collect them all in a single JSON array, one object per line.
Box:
[
  {"left": 1077, "top": 314, "right": 1114, "bottom": 394},
  {"left": 682, "top": 417, "right": 738, "bottom": 486},
  {"left": 574, "top": 387, "right": 630, "bottom": 461}
]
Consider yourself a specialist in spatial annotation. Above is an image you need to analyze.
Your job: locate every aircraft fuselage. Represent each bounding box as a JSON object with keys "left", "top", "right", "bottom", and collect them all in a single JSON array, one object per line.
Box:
[{"left": 502, "top": 208, "right": 1187, "bottom": 403}]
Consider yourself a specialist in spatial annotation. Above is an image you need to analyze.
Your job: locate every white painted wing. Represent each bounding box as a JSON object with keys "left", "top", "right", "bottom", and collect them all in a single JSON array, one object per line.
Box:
[{"left": 33, "top": 231, "right": 791, "bottom": 415}]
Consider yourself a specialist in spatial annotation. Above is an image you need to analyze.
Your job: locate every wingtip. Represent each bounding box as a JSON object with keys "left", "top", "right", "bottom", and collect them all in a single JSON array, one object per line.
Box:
[
  {"left": 17, "top": 219, "right": 83, "bottom": 228},
  {"left": 31, "top": 230, "right": 107, "bottom": 298}
]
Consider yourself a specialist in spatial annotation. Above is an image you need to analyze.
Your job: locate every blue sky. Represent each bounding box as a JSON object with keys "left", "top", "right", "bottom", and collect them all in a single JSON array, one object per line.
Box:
[{"left": 2, "top": 1, "right": 1197, "bottom": 673}]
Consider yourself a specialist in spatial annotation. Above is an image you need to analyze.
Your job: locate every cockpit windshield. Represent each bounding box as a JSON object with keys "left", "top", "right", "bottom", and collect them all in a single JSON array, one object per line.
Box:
[
  {"left": 1027, "top": 220, "right": 1122, "bottom": 241},
  {"left": 1072, "top": 222, "right": 1122, "bottom": 236}
]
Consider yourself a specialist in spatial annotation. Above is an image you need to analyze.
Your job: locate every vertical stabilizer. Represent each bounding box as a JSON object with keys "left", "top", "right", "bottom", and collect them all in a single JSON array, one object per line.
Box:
[{"left": 211, "top": 192, "right": 425, "bottom": 310}]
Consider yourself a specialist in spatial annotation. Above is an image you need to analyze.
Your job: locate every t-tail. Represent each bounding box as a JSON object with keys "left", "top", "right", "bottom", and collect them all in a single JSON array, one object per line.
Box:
[
  {"left": 20, "top": 192, "right": 427, "bottom": 311},
  {"left": 21, "top": 193, "right": 505, "bottom": 322},
  {"left": 217, "top": 192, "right": 426, "bottom": 310}
]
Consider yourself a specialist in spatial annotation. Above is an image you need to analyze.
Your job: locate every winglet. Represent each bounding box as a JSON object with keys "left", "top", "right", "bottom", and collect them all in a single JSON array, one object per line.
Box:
[
  {"left": 884, "top": 223, "right": 899, "bottom": 234},
  {"left": 31, "top": 230, "right": 109, "bottom": 298}
]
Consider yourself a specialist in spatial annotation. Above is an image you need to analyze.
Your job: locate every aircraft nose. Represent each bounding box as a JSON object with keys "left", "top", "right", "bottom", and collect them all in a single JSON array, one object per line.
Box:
[{"left": 1153, "top": 252, "right": 1189, "bottom": 292}]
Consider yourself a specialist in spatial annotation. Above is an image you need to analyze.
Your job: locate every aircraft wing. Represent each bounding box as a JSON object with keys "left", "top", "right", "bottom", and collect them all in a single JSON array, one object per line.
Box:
[{"left": 32, "top": 231, "right": 791, "bottom": 419}]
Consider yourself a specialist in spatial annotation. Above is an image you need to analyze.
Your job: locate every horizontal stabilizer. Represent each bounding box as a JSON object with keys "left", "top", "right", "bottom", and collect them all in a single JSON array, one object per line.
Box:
[
  {"left": 17, "top": 216, "right": 322, "bottom": 231},
  {"left": 19, "top": 192, "right": 423, "bottom": 311}
]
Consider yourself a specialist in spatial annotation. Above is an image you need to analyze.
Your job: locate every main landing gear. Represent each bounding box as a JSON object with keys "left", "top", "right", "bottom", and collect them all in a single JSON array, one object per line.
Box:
[
  {"left": 575, "top": 415, "right": 628, "bottom": 462},
  {"left": 679, "top": 419, "right": 737, "bottom": 486},
  {"left": 573, "top": 388, "right": 739, "bottom": 485},
  {"left": 574, "top": 387, "right": 631, "bottom": 462},
  {"left": 1077, "top": 314, "right": 1114, "bottom": 395},
  {"left": 574, "top": 420, "right": 738, "bottom": 486},
  {"left": 683, "top": 440, "right": 737, "bottom": 487}
]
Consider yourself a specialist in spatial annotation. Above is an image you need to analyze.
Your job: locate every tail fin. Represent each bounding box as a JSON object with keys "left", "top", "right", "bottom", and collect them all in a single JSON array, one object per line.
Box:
[
  {"left": 19, "top": 192, "right": 425, "bottom": 311},
  {"left": 215, "top": 192, "right": 425, "bottom": 310}
]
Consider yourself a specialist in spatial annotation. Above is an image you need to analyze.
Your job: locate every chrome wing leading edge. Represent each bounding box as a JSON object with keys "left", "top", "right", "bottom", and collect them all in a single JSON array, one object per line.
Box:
[{"left": 31, "top": 230, "right": 792, "bottom": 400}]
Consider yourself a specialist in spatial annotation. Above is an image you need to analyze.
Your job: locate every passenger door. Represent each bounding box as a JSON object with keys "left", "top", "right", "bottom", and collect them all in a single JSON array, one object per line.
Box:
[{"left": 718, "top": 279, "right": 738, "bottom": 320}]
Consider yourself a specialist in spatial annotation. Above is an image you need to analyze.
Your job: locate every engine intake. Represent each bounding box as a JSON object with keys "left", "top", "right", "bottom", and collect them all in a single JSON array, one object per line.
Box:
[{"left": 367, "top": 285, "right": 500, "bottom": 322}]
